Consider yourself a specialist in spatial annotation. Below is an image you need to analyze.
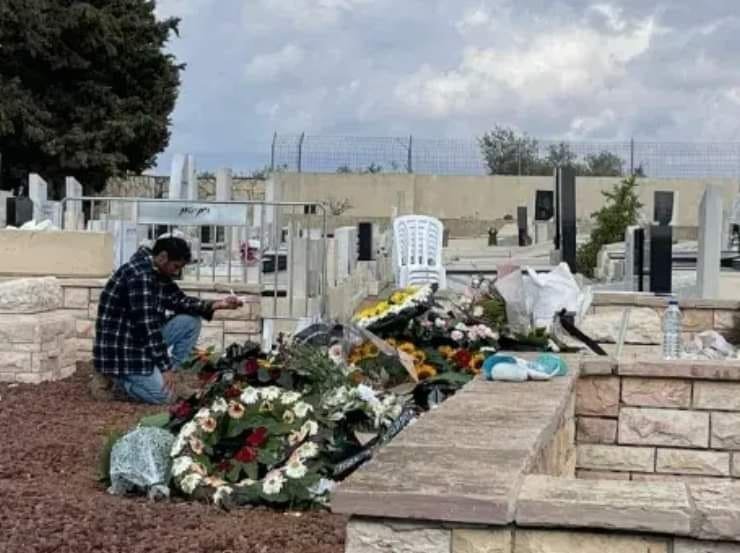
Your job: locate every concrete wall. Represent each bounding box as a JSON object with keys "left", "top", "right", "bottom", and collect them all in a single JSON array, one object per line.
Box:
[
  {"left": 276, "top": 173, "right": 740, "bottom": 227},
  {"left": 0, "top": 231, "right": 114, "bottom": 278}
]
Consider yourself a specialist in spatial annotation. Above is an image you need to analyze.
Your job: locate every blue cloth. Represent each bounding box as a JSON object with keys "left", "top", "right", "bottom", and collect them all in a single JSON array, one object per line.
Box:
[
  {"left": 94, "top": 247, "right": 214, "bottom": 376},
  {"left": 482, "top": 355, "right": 518, "bottom": 380},
  {"left": 482, "top": 353, "right": 568, "bottom": 382},
  {"left": 116, "top": 314, "right": 202, "bottom": 404}
]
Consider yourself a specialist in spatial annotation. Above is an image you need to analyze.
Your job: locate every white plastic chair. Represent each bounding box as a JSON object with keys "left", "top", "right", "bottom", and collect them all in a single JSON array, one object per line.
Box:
[{"left": 392, "top": 215, "right": 447, "bottom": 289}]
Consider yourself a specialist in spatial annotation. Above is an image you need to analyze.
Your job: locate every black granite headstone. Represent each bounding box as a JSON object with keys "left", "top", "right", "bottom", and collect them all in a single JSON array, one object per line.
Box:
[
  {"left": 357, "top": 222, "right": 373, "bottom": 261},
  {"left": 649, "top": 225, "right": 672, "bottom": 294},
  {"left": 634, "top": 227, "right": 645, "bottom": 292},
  {"left": 559, "top": 167, "right": 577, "bottom": 272},
  {"left": 535, "top": 190, "right": 555, "bottom": 221},
  {"left": 6, "top": 196, "right": 33, "bottom": 227},
  {"left": 517, "top": 206, "right": 528, "bottom": 247},
  {"left": 654, "top": 191, "right": 674, "bottom": 226},
  {"left": 553, "top": 169, "right": 561, "bottom": 249}
]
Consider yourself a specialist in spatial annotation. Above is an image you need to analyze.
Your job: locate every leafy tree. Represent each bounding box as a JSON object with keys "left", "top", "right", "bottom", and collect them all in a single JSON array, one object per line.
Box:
[
  {"left": 583, "top": 151, "right": 624, "bottom": 177},
  {"left": 336, "top": 165, "right": 353, "bottom": 174},
  {"left": 0, "top": 0, "right": 182, "bottom": 195},
  {"left": 576, "top": 175, "right": 643, "bottom": 277},
  {"left": 479, "top": 126, "right": 542, "bottom": 175},
  {"left": 545, "top": 142, "right": 580, "bottom": 169}
]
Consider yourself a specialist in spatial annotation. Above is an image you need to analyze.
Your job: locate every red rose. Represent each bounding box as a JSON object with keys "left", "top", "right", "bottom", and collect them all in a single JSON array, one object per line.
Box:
[
  {"left": 217, "top": 460, "right": 233, "bottom": 473},
  {"left": 453, "top": 349, "right": 472, "bottom": 370},
  {"left": 170, "top": 401, "right": 192, "bottom": 419},
  {"left": 224, "top": 385, "right": 242, "bottom": 399},
  {"left": 234, "top": 446, "right": 257, "bottom": 463},
  {"left": 245, "top": 426, "right": 269, "bottom": 448},
  {"left": 243, "top": 358, "right": 259, "bottom": 376}
]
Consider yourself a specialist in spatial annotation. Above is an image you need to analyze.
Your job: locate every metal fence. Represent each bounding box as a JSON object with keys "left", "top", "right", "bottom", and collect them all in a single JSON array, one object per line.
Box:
[
  {"left": 267, "top": 133, "right": 740, "bottom": 179},
  {"left": 60, "top": 197, "right": 328, "bottom": 321}
]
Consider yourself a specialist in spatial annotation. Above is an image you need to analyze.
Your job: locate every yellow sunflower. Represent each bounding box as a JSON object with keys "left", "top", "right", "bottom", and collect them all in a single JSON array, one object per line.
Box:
[
  {"left": 362, "top": 342, "right": 380, "bottom": 358},
  {"left": 416, "top": 364, "right": 438, "bottom": 380},
  {"left": 385, "top": 338, "right": 398, "bottom": 348},
  {"left": 389, "top": 291, "right": 408, "bottom": 305},
  {"left": 468, "top": 353, "right": 486, "bottom": 374},
  {"left": 438, "top": 345, "right": 456, "bottom": 360},
  {"left": 399, "top": 342, "right": 417, "bottom": 355},
  {"left": 412, "top": 350, "right": 427, "bottom": 366}
]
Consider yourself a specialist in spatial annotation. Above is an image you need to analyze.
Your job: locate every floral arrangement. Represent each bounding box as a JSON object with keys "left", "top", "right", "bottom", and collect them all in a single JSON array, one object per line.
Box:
[
  {"left": 352, "top": 285, "right": 435, "bottom": 329},
  {"left": 168, "top": 342, "right": 406, "bottom": 508}
]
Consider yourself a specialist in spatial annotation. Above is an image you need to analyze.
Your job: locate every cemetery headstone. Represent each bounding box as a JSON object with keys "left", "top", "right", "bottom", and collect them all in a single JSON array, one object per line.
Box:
[
  {"left": 168, "top": 154, "right": 186, "bottom": 200},
  {"left": 0, "top": 190, "right": 11, "bottom": 227},
  {"left": 6, "top": 196, "right": 33, "bottom": 227},
  {"left": 559, "top": 166, "right": 577, "bottom": 272},
  {"left": 28, "top": 173, "right": 48, "bottom": 222},
  {"left": 517, "top": 206, "right": 528, "bottom": 247},
  {"left": 358, "top": 223, "right": 373, "bottom": 261},
  {"left": 697, "top": 185, "right": 723, "bottom": 299},
  {"left": 185, "top": 154, "right": 198, "bottom": 201},
  {"left": 649, "top": 225, "right": 672, "bottom": 294},
  {"left": 654, "top": 191, "right": 674, "bottom": 226},
  {"left": 64, "top": 177, "right": 83, "bottom": 230},
  {"left": 553, "top": 168, "right": 561, "bottom": 249},
  {"left": 534, "top": 190, "right": 554, "bottom": 221},
  {"left": 623, "top": 226, "right": 638, "bottom": 291},
  {"left": 634, "top": 228, "right": 645, "bottom": 292}
]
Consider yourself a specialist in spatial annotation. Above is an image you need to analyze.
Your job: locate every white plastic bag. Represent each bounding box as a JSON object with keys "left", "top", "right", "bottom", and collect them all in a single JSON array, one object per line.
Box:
[{"left": 495, "top": 263, "right": 592, "bottom": 333}]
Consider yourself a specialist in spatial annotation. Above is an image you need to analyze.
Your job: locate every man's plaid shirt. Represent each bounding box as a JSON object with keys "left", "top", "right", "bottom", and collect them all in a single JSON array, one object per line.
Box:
[{"left": 94, "top": 247, "right": 214, "bottom": 377}]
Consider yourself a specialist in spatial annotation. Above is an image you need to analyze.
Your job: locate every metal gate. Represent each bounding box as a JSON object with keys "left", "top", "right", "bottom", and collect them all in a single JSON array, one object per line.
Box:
[{"left": 60, "top": 196, "right": 328, "bottom": 321}]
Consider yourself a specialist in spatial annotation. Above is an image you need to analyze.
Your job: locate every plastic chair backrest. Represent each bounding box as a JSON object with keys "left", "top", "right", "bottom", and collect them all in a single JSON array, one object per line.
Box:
[{"left": 393, "top": 215, "right": 443, "bottom": 270}]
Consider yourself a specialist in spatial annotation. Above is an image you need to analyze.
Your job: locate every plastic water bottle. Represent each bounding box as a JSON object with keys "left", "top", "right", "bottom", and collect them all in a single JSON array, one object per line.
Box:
[{"left": 662, "top": 299, "right": 682, "bottom": 359}]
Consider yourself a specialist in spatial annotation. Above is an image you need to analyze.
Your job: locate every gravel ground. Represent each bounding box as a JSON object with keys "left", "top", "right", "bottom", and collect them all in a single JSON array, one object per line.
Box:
[{"left": 0, "top": 364, "right": 346, "bottom": 553}]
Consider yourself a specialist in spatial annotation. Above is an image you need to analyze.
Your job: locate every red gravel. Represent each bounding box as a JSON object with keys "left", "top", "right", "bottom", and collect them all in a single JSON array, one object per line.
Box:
[{"left": 0, "top": 364, "right": 346, "bottom": 553}]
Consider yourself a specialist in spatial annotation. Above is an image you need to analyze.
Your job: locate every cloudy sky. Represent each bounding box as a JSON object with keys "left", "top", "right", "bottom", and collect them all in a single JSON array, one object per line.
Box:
[{"left": 153, "top": 0, "right": 740, "bottom": 174}]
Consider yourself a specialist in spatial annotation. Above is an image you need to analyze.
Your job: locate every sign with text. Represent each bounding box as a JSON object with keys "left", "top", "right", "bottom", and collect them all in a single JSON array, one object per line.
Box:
[{"left": 136, "top": 201, "right": 249, "bottom": 226}]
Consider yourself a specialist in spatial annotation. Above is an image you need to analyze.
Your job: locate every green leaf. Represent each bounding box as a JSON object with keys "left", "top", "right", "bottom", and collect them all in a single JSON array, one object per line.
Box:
[
  {"left": 137, "top": 412, "right": 171, "bottom": 428},
  {"left": 226, "top": 464, "right": 243, "bottom": 483}
]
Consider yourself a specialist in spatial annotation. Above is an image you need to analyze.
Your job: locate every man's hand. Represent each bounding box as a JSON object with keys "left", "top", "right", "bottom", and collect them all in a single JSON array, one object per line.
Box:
[
  {"left": 163, "top": 370, "right": 177, "bottom": 397},
  {"left": 213, "top": 296, "right": 243, "bottom": 311}
]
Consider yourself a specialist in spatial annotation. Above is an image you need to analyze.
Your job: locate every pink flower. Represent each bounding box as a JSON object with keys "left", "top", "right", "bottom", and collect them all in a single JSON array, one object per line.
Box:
[{"left": 451, "top": 330, "right": 464, "bottom": 342}]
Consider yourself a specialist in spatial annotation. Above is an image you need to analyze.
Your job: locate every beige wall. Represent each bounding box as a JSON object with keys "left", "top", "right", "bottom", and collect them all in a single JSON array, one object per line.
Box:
[{"left": 276, "top": 173, "right": 740, "bottom": 226}]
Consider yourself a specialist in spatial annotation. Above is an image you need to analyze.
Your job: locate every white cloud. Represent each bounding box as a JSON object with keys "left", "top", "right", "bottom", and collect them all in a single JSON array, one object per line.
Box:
[
  {"left": 244, "top": 44, "right": 305, "bottom": 82},
  {"left": 395, "top": 14, "right": 656, "bottom": 120},
  {"left": 250, "top": 0, "right": 376, "bottom": 30}
]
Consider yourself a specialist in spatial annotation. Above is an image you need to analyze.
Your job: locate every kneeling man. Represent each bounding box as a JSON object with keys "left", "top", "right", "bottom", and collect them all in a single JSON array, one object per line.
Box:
[{"left": 93, "top": 236, "right": 241, "bottom": 404}]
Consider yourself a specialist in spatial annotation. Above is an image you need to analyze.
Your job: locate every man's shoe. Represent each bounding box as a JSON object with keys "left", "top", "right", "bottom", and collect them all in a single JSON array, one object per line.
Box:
[{"left": 88, "top": 372, "right": 117, "bottom": 401}]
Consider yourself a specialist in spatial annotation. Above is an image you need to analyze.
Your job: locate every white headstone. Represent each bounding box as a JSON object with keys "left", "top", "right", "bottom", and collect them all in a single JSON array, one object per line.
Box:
[
  {"left": 64, "top": 177, "right": 83, "bottom": 230},
  {"left": 28, "top": 173, "right": 48, "bottom": 221},
  {"left": 623, "top": 225, "right": 639, "bottom": 291},
  {"left": 334, "top": 226, "right": 358, "bottom": 282},
  {"left": 185, "top": 154, "right": 198, "bottom": 201},
  {"left": 0, "top": 190, "right": 11, "bottom": 228},
  {"left": 697, "top": 185, "right": 723, "bottom": 299},
  {"left": 40, "top": 201, "right": 62, "bottom": 228},
  {"left": 216, "top": 168, "right": 233, "bottom": 201},
  {"left": 168, "top": 154, "right": 186, "bottom": 200}
]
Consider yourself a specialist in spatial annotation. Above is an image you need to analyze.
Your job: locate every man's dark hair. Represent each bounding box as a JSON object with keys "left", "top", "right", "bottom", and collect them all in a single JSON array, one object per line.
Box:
[{"left": 153, "top": 237, "right": 192, "bottom": 263}]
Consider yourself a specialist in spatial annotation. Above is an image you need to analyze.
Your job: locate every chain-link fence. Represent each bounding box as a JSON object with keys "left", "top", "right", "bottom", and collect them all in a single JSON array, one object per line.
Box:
[{"left": 267, "top": 134, "right": 740, "bottom": 179}]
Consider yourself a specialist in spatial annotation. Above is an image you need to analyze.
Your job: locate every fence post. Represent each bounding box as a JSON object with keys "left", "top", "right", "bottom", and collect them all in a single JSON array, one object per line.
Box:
[
  {"left": 630, "top": 137, "right": 635, "bottom": 176},
  {"left": 407, "top": 135, "right": 413, "bottom": 173},
  {"left": 270, "top": 132, "right": 277, "bottom": 172},
  {"left": 297, "top": 132, "right": 305, "bottom": 173}
]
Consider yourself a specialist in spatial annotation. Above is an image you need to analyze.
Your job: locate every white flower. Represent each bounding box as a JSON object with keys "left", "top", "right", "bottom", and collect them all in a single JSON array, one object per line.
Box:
[
  {"left": 190, "top": 463, "right": 207, "bottom": 476},
  {"left": 189, "top": 437, "right": 205, "bottom": 455},
  {"left": 296, "top": 441, "right": 320, "bottom": 460},
  {"left": 204, "top": 476, "right": 227, "bottom": 488},
  {"left": 467, "top": 328, "right": 480, "bottom": 341},
  {"left": 240, "top": 387, "right": 260, "bottom": 405},
  {"left": 455, "top": 322, "right": 468, "bottom": 331},
  {"left": 262, "top": 470, "right": 286, "bottom": 495},
  {"left": 301, "top": 420, "right": 319, "bottom": 437},
  {"left": 211, "top": 398, "right": 228, "bottom": 414},
  {"left": 328, "top": 343, "right": 344, "bottom": 365},
  {"left": 288, "top": 430, "right": 304, "bottom": 447},
  {"left": 180, "top": 421, "right": 198, "bottom": 438},
  {"left": 228, "top": 401, "right": 245, "bottom": 419},
  {"left": 171, "top": 456, "right": 193, "bottom": 477},
  {"left": 283, "top": 410, "right": 296, "bottom": 424},
  {"left": 285, "top": 458, "right": 308, "bottom": 479},
  {"left": 171, "top": 434, "right": 186, "bottom": 456},
  {"left": 434, "top": 318, "right": 447, "bottom": 329},
  {"left": 451, "top": 330, "right": 464, "bottom": 342},
  {"left": 293, "top": 401, "right": 313, "bottom": 418},
  {"left": 180, "top": 473, "right": 203, "bottom": 494},
  {"left": 194, "top": 408, "right": 211, "bottom": 420},
  {"left": 260, "top": 387, "right": 282, "bottom": 401},
  {"left": 355, "top": 384, "right": 378, "bottom": 403},
  {"left": 236, "top": 478, "right": 256, "bottom": 488},
  {"left": 213, "top": 485, "right": 233, "bottom": 506},
  {"left": 199, "top": 416, "right": 217, "bottom": 433},
  {"left": 308, "top": 478, "right": 336, "bottom": 497},
  {"left": 473, "top": 306, "right": 484, "bottom": 318},
  {"left": 280, "top": 391, "right": 302, "bottom": 405}
]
